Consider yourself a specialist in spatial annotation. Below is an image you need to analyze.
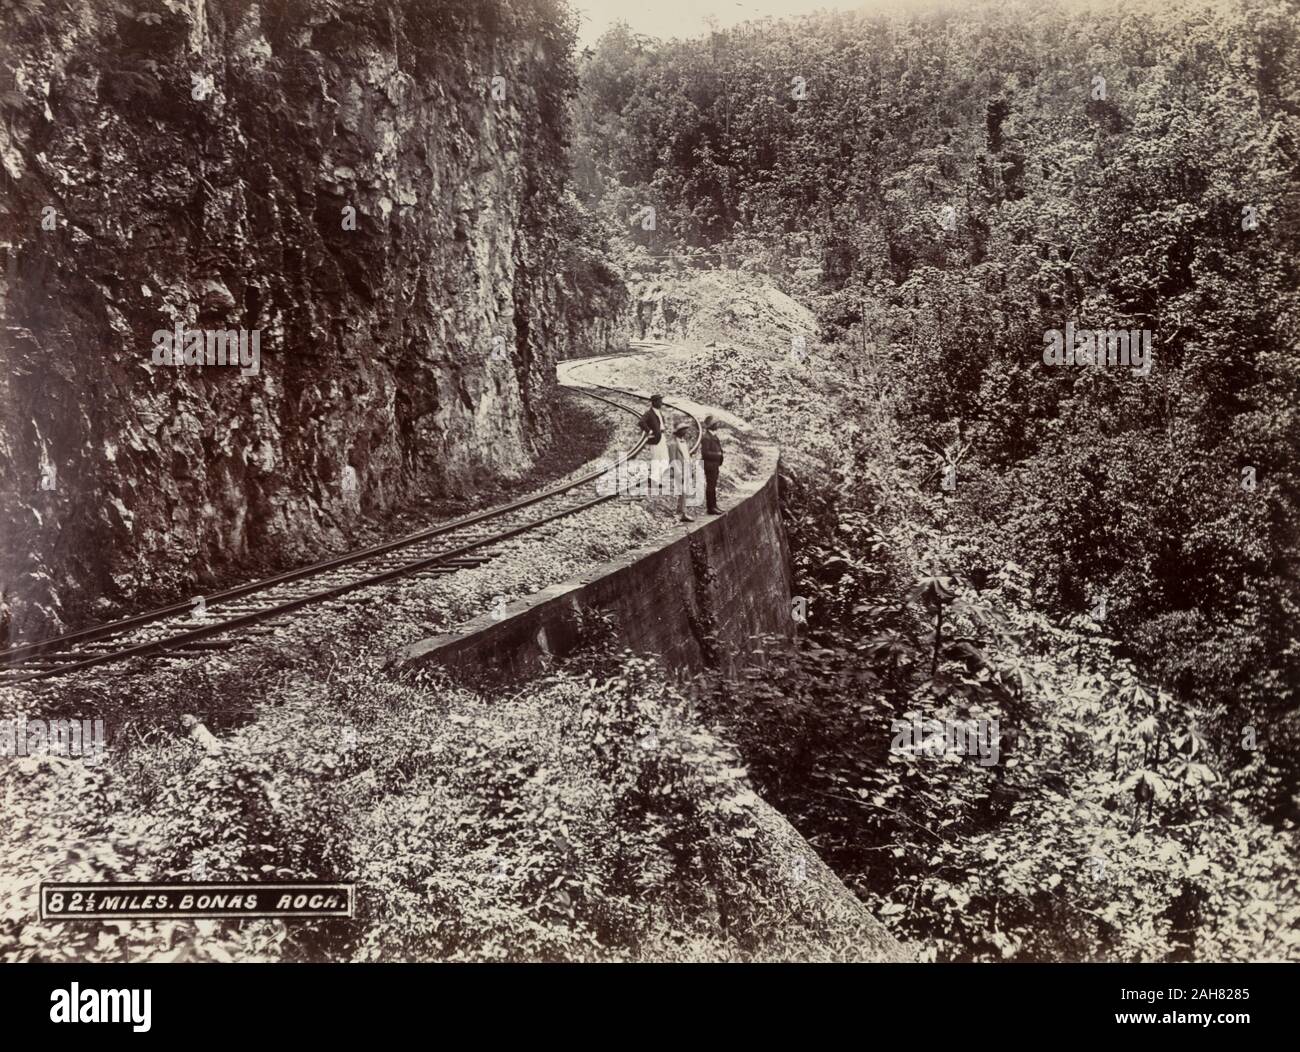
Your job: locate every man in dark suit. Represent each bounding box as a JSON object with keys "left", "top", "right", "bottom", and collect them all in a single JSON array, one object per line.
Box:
[
  {"left": 700, "top": 415, "right": 724, "bottom": 514},
  {"left": 638, "top": 394, "right": 665, "bottom": 444},
  {"left": 639, "top": 394, "right": 670, "bottom": 490}
]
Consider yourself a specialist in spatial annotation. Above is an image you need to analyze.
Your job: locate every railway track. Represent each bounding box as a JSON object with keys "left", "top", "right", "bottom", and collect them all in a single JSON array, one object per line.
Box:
[{"left": 0, "top": 381, "right": 700, "bottom": 687}]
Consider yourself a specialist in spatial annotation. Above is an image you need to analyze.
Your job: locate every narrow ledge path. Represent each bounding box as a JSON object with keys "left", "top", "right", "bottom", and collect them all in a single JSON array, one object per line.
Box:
[{"left": 387, "top": 341, "right": 784, "bottom": 684}]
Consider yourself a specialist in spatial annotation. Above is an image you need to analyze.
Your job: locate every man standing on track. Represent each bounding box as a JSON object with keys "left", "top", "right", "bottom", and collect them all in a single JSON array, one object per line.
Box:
[
  {"left": 700, "top": 415, "right": 724, "bottom": 514},
  {"left": 639, "top": 394, "right": 669, "bottom": 485}
]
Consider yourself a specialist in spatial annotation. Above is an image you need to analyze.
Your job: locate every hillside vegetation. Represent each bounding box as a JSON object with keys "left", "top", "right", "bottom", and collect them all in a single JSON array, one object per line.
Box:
[{"left": 572, "top": 0, "right": 1300, "bottom": 960}]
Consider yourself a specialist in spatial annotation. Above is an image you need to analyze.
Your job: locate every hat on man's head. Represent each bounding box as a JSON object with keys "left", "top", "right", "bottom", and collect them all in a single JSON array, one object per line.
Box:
[
  {"left": 650, "top": 394, "right": 664, "bottom": 407},
  {"left": 704, "top": 415, "right": 717, "bottom": 428}
]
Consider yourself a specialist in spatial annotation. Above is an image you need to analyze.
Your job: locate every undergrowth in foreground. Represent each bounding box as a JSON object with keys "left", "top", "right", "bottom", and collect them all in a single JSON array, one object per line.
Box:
[{"left": 0, "top": 642, "right": 897, "bottom": 963}]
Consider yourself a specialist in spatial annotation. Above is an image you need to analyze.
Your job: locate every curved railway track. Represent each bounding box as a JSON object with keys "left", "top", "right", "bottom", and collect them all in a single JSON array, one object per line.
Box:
[{"left": 0, "top": 381, "right": 701, "bottom": 687}]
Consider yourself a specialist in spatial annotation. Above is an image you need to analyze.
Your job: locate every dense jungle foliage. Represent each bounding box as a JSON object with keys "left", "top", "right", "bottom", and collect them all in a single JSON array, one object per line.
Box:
[{"left": 572, "top": 0, "right": 1300, "bottom": 960}]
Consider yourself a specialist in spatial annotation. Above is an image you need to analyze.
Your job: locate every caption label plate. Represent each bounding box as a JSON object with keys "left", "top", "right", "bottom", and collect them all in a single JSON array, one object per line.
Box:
[{"left": 40, "top": 882, "right": 354, "bottom": 920}]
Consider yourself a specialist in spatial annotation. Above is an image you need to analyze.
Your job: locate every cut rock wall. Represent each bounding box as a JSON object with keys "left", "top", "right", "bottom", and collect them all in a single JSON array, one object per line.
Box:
[{"left": 0, "top": 0, "right": 577, "bottom": 635}]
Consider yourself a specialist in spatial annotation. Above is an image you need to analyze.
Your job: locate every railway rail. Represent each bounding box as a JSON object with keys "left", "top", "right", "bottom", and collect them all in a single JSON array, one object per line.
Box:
[{"left": 0, "top": 380, "right": 700, "bottom": 687}]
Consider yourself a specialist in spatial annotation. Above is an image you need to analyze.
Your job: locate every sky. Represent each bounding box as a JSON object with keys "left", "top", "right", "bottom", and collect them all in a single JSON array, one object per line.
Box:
[{"left": 571, "top": 0, "right": 880, "bottom": 47}]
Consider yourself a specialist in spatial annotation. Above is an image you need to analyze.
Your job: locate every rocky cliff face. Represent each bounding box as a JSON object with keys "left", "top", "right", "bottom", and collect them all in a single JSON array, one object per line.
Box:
[{"left": 0, "top": 0, "right": 579, "bottom": 636}]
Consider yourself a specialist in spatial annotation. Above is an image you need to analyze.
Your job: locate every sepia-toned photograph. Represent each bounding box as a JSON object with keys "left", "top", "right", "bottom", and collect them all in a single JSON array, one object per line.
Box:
[{"left": 0, "top": 0, "right": 1296, "bottom": 1030}]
